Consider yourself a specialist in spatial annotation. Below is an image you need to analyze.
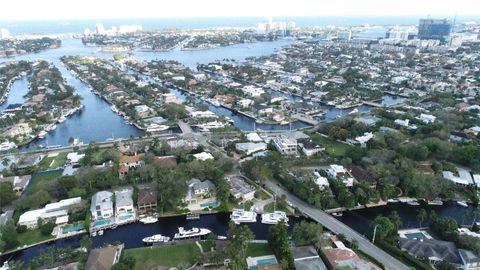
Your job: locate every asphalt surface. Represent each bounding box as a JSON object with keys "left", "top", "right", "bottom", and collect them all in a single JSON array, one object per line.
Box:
[{"left": 265, "top": 180, "right": 410, "bottom": 270}]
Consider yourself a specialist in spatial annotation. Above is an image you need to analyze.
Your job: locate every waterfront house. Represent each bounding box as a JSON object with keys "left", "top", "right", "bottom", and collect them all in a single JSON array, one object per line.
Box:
[
  {"left": 184, "top": 178, "right": 217, "bottom": 210},
  {"left": 0, "top": 174, "right": 31, "bottom": 195},
  {"left": 18, "top": 197, "right": 81, "bottom": 229},
  {"left": 16, "top": 153, "right": 44, "bottom": 169},
  {"left": 90, "top": 191, "right": 114, "bottom": 221},
  {"left": 85, "top": 244, "right": 124, "bottom": 270},
  {"left": 293, "top": 246, "right": 328, "bottom": 270},
  {"left": 347, "top": 165, "right": 377, "bottom": 187},
  {"left": 273, "top": 136, "right": 298, "bottom": 155},
  {"left": 314, "top": 172, "right": 330, "bottom": 190},
  {"left": 399, "top": 238, "right": 478, "bottom": 269},
  {"left": 449, "top": 131, "right": 472, "bottom": 143},
  {"left": 227, "top": 176, "right": 255, "bottom": 202},
  {"left": 442, "top": 168, "right": 474, "bottom": 186},
  {"left": 134, "top": 105, "right": 153, "bottom": 118},
  {"left": 326, "top": 165, "right": 354, "bottom": 187},
  {"left": 137, "top": 184, "right": 157, "bottom": 213},
  {"left": 114, "top": 187, "right": 134, "bottom": 215},
  {"left": 66, "top": 152, "right": 85, "bottom": 165}
]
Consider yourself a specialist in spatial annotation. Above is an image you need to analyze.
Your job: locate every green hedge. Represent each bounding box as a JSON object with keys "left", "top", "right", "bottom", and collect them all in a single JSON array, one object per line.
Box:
[{"left": 376, "top": 241, "right": 433, "bottom": 270}]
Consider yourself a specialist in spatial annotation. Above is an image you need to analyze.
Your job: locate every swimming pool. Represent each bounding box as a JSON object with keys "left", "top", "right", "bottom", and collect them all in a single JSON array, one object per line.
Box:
[
  {"left": 200, "top": 201, "right": 219, "bottom": 208},
  {"left": 118, "top": 214, "right": 134, "bottom": 221},
  {"left": 62, "top": 225, "right": 84, "bottom": 234},
  {"left": 249, "top": 258, "right": 278, "bottom": 270},
  {"left": 405, "top": 232, "right": 427, "bottom": 240},
  {"left": 92, "top": 218, "right": 113, "bottom": 228}
]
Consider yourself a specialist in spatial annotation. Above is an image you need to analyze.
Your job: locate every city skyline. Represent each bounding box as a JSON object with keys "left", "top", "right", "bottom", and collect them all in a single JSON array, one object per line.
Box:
[{"left": 1, "top": 0, "right": 480, "bottom": 21}]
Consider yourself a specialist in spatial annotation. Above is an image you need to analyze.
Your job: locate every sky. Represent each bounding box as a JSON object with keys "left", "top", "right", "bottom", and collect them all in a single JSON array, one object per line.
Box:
[{"left": 1, "top": 0, "right": 479, "bottom": 21}]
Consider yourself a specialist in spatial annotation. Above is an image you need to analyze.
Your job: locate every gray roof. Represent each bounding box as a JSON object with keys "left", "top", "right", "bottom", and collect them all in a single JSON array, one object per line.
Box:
[
  {"left": 293, "top": 246, "right": 327, "bottom": 270},
  {"left": 193, "top": 180, "right": 215, "bottom": 192},
  {"left": 399, "top": 238, "right": 461, "bottom": 264},
  {"left": 114, "top": 187, "right": 133, "bottom": 208},
  {"left": 459, "top": 249, "right": 480, "bottom": 264},
  {"left": 90, "top": 191, "right": 113, "bottom": 214},
  {"left": 62, "top": 165, "right": 78, "bottom": 176}
]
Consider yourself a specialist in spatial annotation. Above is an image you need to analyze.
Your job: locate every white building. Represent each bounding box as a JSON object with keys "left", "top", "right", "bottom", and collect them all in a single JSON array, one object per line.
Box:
[
  {"left": 18, "top": 197, "right": 81, "bottom": 229},
  {"left": 314, "top": 172, "right": 330, "bottom": 190},
  {"left": 242, "top": 85, "right": 265, "bottom": 97},
  {"left": 66, "top": 152, "right": 85, "bottom": 165},
  {"left": 326, "top": 164, "right": 354, "bottom": 187},
  {"left": 416, "top": 114, "right": 436, "bottom": 124},
  {"left": 0, "top": 28, "right": 11, "bottom": 39},
  {"left": 442, "top": 168, "right": 474, "bottom": 186},
  {"left": 355, "top": 132, "right": 374, "bottom": 147},
  {"left": 90, "top": 191, "right": 114, "bottom": 220},
  {"left": 298, "top": 140, "right": 324, "bottom": 157},
  {"left": 273, "top": 136, "right": 297, "bottom": 155},
  {"left": 193, "top": 152, "right": 214, "bottom": 161},
  {"left": 114, "top": 188, "right": 134, "bottom": 215},
  {"left": 95, "top": 24, "right": 105, "bottom": 35},
  {"left": 235, "top": 142, "right": 267, "bottom": 155}
]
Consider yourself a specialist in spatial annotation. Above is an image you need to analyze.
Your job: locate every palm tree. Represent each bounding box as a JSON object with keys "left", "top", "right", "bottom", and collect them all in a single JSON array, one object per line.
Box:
[{"left": 417, "top": 209, "right": 427, "bottom": 228}]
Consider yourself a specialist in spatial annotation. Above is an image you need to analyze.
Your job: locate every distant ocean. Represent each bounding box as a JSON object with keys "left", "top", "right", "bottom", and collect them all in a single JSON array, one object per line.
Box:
[{"left": 1, "top": 15, "right": 478, "bottom": 36}]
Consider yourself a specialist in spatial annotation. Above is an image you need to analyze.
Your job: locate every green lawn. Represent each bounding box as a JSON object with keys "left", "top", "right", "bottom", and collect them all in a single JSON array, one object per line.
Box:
[
  {"left": 246, "top": 243, "right": 273, "bottom": 257},
  {"left": 309, "top": 133, "right": 351, "bottom": 157},
  {"left": 264, "top": 202, "right": 290, "bottom": 213},
  {"left": 27, "top": 171, "right": 63, "bottom": 194},
  {"left": 254, "top": 189, "right": 272, "bottom": 200},
  {"left": 125, "top": 243, "right": 200, "bottom": 269},
  {"left": 37, "top": 152, "right": 68, "bottom": 170},
  {"left": 17, "top": 229, "right": 53, "bottom": 248}
]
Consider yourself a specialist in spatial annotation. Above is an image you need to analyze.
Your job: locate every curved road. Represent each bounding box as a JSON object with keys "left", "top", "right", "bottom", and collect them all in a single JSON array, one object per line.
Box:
[{"left": 264, "top": 180, "right": 410, "bottom": 270}]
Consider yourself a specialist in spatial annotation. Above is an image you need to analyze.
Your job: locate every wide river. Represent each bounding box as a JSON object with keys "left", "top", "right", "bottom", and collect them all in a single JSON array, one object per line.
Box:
[{"left": 1, "top": 38, "right": 405, "bottom": 150}]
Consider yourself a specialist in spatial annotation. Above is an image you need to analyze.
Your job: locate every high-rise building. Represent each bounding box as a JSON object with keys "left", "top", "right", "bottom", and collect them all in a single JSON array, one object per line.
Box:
[
  {"left": 418, "top": 19, "right": 452, "bottom": 41},
  {"left": 0, "top": 28, "right": 11, "bottom": 39},
  {"left": 95, "top": 24, "right": 105, "bottom": 35}
]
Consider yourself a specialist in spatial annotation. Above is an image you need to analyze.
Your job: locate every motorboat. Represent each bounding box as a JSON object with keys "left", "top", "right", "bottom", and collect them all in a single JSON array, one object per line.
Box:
[
  {"left": 457, "top": 201, "right": 469, "bottom": 207},
  {"left": 217, "top": 235, "right": 227, "bottom": 240},
  {"left": 174, "top": 227, "right": 211, "bottom": 240},
  {"left": 38, "top": 131, "right": 48, "bottom": 139},
  {"left": 428, "top": 199, "right": 443, "bottom": 206},
  {"left": 142, "top": 234, "right": 171, "bottom": 244},
  {"left": 230, "top": 209, "right": 257, "bottom": 224},
  {"left": 261, "top": 211, "right": 289, "bottom": 225},
  {"left": 139, "top": 216, "right": 158, "bottom": 224}
]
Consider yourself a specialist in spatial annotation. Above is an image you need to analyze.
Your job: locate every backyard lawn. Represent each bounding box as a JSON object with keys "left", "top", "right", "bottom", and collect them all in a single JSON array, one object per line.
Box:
[
  {"left": 26, "top": 171, "right": 63, "bottom": 194},
  {"left": 125, "top": 243, "right": 200, "bottom": 270},
  {"left": 37, "top": 152, "right": 68, "bottom": 170},
  {"left": 309, "top": 133, "right": 351, "bottom": 157},
  {"left": 17, "top": 229, "right": 53, "bottom": 248},
  {"left": 246, "top": 243, "right": 273, "bottom": 257}
]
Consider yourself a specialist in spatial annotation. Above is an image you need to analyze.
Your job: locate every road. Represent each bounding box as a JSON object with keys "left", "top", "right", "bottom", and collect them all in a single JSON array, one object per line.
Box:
[{"left": 264, "top": 180, "right": 410, "bottom": 270}]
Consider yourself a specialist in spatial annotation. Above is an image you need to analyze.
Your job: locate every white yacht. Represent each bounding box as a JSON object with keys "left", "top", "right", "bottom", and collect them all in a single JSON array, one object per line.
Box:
[
  {"left": 38, "top": 131, "right": 48, "bottom": 139},
  {"left": 230, "top": 209, "right": 257, "bottom": 224},
  {"left": 146, "top": 124, "right": 170, "bottom": 133},
  {"left": 174, "top": 227, "right": 211, "bottom": 240},
  {"left": 139, "top": 216, "right": 158, "bottom": 224},
  {"left": 142, "top": 234, "right": 171, "bottom": 244},
  {"left": 261, "top": 211, "right": 289, "bottom": 225},
  {"left": 457, "top": 201, "right": 469, "bottom": 207}
]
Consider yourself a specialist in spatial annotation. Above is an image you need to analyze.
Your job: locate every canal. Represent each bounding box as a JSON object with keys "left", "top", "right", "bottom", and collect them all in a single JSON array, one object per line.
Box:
[{"left": 0, "top": 213, "right": 308, "bottom": 265}]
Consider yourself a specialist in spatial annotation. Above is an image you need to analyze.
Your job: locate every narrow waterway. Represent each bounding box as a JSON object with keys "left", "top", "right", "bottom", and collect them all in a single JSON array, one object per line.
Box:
[
  {"left": 0, "top": 76, "right": 29, "bottom": 111},
  {"left": 0, "top": 213, "right": 308, "bottom": 265}
]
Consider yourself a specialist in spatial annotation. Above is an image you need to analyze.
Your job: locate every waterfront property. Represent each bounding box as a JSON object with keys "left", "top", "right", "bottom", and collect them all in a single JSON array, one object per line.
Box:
[
  {"left": 228, "top": 175, "right": 256, "bottom": 202},
  {"left": 90, "top": 191, "right": 114, "bottom": 220},
  {"left": 184, "top": 178, "right": 217, "bottom": 211},
  {"left": 246, "top": 255, "right": 281, "bottom": 270},
  {"left": 0, "top": 174, "right": 31, "bottom": 195},
  {"left": 18, "top": 197, "right": 82, "bottom": 229},
  {"left": 322, "top": 241, "right": 381, "bottom": 270},
  {"left": 85, "top": 244, "right": 124, "bottom": 270},
  {"left": 137, "top": 184, "right": 157, "bottom": 214}
]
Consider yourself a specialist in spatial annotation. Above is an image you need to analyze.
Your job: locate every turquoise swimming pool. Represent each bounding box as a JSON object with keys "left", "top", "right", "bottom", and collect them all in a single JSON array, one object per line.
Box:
[
  {"left": 92, "top": 218, "right": 113, "bottom": 228},
  {"left": 200, "top": 201, "right": 219, "bottom": 208},
  {"left": 62, "top": 225, "right": 84, "bottom": 234},
  {"left": 405, "top": 232, "right": 427, "bottom": 240},
  {"left": 249, "top": 258, "right": 278, "bottom": 270},
  {"left": 118, "top": 214, "right": 133, "bottom": 221}
]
